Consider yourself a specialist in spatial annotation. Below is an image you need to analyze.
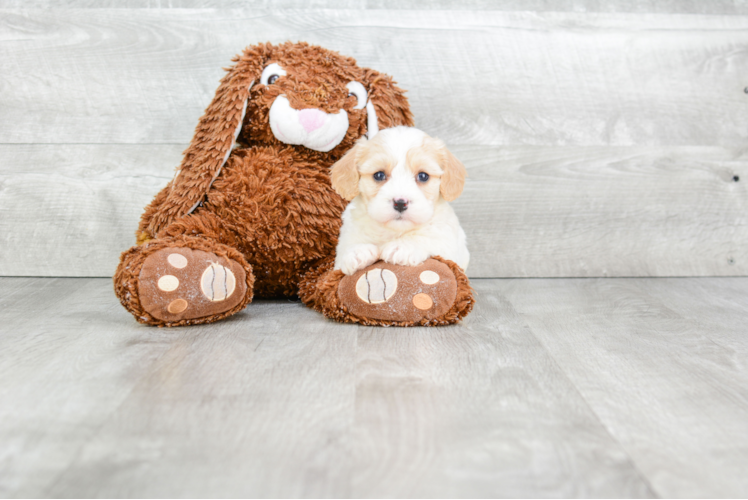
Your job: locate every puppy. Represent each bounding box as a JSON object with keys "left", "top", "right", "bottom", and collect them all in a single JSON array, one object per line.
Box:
[{"left": 330, "top": 126, "right": 469, "bottom": 276}]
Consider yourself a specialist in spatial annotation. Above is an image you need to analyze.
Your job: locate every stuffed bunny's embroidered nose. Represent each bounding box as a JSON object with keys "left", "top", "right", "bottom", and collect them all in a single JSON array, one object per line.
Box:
[{"left": 299, "top": 109, "right": 326, "bottom": 133}]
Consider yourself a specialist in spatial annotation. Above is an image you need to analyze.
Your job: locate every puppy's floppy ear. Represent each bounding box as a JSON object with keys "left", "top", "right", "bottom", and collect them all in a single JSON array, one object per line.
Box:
[
  {"left": 438, "top": 142, "right": 467, "bottom": 202},
  {"left": 331, "top": 138, "right": 367, "bottom": 201},
  {"left": 143, "top": 44, "right": 268, "bottom": 238},
  {"left": 361, "top": 69, "right": 414, "bottom": 139}
]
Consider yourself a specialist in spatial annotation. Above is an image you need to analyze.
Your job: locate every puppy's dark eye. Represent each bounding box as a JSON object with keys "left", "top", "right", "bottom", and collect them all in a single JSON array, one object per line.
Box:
[
  {"left": 373, "top": 171, "right": 386, "bottom": 181},
  {"left": 417, "top": 172, "right": 430, "bottom": 182},
  {"left": 267, "top": 74, "right": 280, "bottom": 85}
]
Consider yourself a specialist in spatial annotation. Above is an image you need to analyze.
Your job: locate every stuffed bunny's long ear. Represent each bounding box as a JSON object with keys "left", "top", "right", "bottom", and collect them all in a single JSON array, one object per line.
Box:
[
  {"left": 365, "top": 99, "right": 379, "bottom": 139},
  {"left": 145, "top": 47, "right": 266, "bottom": 237},
  {"left": 363, "top": 69, "right": 414, "bottom": 139}
]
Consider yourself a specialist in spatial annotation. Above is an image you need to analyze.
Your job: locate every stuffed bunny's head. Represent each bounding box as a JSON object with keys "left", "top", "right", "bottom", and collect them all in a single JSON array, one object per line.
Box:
[{"left": 145, "top": 42, "right": 413, "bottom": 237}]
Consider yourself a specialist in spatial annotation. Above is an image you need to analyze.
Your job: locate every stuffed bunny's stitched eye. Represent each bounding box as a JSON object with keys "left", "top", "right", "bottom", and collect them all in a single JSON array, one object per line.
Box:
[
  {"left": 346, "top": 81, "right": 367, "bottom": 110},
  {"left": 261, "top": 63, "right": 287, "bottom": 86}
]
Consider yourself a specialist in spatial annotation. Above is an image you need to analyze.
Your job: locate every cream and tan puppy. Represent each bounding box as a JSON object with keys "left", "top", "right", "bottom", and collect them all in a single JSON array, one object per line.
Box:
[{"left": 331, "top": 126, "right": 469, "bottom": 276}]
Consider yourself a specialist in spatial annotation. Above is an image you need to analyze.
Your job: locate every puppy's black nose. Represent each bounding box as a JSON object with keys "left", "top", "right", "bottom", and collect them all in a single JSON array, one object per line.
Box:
[{"left": 393, "top": 199, "right": 408, "bottom": 213}]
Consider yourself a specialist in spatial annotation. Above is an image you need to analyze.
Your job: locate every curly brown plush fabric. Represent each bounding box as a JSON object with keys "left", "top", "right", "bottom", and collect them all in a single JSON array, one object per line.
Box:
[{"left": 114, "top": 41, "right": 473, "bottom": 327}]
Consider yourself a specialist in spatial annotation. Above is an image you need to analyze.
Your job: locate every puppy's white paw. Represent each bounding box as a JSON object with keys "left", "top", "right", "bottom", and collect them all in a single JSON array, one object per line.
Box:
[
  {"left": 380, "top": 241, "right": 429, "bottom": 267},
  {"left": 339, "top": 244, "right": 380, "bottom": 275}
]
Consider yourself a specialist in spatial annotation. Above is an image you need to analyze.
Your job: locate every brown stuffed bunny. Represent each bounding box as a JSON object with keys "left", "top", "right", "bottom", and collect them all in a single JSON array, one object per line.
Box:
[{"left": 114, "top": 42, "right": 473, "bottom": 327}]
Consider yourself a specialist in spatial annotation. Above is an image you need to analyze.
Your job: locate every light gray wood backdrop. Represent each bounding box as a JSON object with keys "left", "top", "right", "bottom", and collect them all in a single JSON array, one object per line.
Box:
[{"left": 1, "top": 4, "right": 747, "bottom": 277}]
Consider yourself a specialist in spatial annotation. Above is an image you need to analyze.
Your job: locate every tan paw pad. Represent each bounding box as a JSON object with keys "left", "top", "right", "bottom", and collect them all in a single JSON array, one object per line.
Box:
[
  {"left": 412, "top": 293, "right": 433, "bottom": 310},
  {"left": 167, "top": 253, "right": 188, "bottom": 269},
  {"left": 201, "top": 263, "right": 237, "bottom": 302},
  {"left": 167, "top": 299, "right": 188, "bottom": 314},
  {"left": 419, "top": 270, "right": 440, "bottom": 284},
  {"left": 158, "top": 275, "right": 179, "bottom": 292},
  {"left": 356, "top": 268, "right": 398, "bottom": 304}
]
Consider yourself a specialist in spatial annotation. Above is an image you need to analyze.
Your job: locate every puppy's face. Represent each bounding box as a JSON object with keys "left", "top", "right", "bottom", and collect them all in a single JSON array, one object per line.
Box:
[{"left": 331, "top": 127, "right": 466, "bottom": 230}]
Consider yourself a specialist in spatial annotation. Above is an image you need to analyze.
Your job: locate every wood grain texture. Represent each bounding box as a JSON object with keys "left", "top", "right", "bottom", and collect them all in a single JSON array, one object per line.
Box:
[
  {"left": 500, "top": 277, "right": 748, "bottom": 497},
  {"left": 2, "top": 276, "right": 748, "bottom": 496},
  {"left": 1, "top": 9, "right": 747, "bottom": 146},
  {"left": 351, "top": 283, "right": 653, "bottom": 498},
  {"left": 453, "top": 145, "right": 748, "bottom": 278},
  {"left": 0, "top": 144, "right": 179, "bottom": 277},
  {"left": 0, "top": 0, "right": 748, "bottom": 15},
  {"left": 2, "top": 144, "right": 745, "bottom": 278},
  {"left": 0, "top": 278, "right": 356, "bottom": 498},
  {"left": 2, "top": 8, "right": 746, "bottom": 278},
  {"left": 0, "top": 277, "right": 647, "bottom": 498},
  {"left": 3, "top": 0, "right": 748, "bottom": 12},
  {"left": 0, "top": 278, "right": 175, "bottom": 497}
]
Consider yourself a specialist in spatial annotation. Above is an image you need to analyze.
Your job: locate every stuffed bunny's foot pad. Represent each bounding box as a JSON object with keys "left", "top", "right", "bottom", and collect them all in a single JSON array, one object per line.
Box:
[
  {"left": 138, "top": 247, "right": 247, "bottom": 323},
  {"left": 338, "top": 259, "right": 458, "bottom": 323}
]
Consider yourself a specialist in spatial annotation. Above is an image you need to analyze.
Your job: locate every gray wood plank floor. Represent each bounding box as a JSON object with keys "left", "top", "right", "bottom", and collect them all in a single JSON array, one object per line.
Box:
[{"left": 2, "top": 277, "right": 747, "bottom": 497}]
